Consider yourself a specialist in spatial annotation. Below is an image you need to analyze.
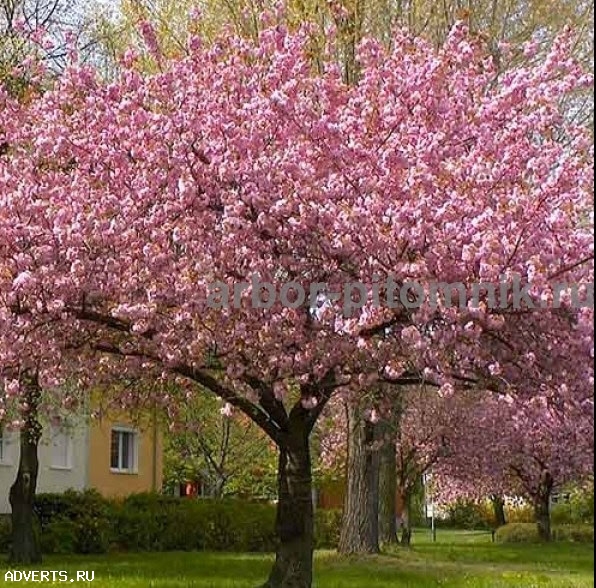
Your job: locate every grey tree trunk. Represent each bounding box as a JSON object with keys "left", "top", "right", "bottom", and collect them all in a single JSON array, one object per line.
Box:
[
  {"left": 378, "top": 422, "right": 398, "bottom": 546},
  {"left": 262, "top": 412, "right": 314, "bottom": 588},
  {"left": 338, "top": 405, "right": 380, "bottom": 554},
  {"left": 9, "top": 375, "right": 42, "bottom": 564}
]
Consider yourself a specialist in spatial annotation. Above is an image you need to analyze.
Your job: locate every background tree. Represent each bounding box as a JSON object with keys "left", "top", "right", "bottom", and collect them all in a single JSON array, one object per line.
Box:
[
  {"left": 0, "top": 0, "right": 102, "bottom": 564},
  {"left": 337, "top": 399, "right": 381, "bottom": 554},
  {"left": 6, "top": 374, "right": 42, "bottom": 564},
  {"left": 435, "top": 392, "right": 595, "bottom": 541},
  {"left": 377, "top": 395, "right": 401, "bottom": 546},
  {"left": 164, "top": 392, "right": 277, "bottom": 499},
  {"left": 99, "top": 0, "right": 594, "bottom": 90}
]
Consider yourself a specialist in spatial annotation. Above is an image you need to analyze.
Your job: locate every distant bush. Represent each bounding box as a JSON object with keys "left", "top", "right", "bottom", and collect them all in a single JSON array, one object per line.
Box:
[
  {"left": 315, "top": 509, "right": 342, "bottom": 549},
  {"left": 552, "top": 524, "right": 594, "bottom": 543},
  {"left": 504, "top": 504, "right": 535, "bottom": 524},
  {"left": 441, "top": 500, "right": 491, "bottom": 530},
  {"left": 495, "top": 523, "right": 541, "bottom": 543},
  {"left": 552, "top": 489, "right": 594, "bottom": 526},
  {"left": 496, "top": 523, "right": 594, "bottom": 544}
]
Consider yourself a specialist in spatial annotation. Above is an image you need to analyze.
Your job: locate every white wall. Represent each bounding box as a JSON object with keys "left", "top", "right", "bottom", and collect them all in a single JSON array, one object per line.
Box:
[
  {"left": 0, "top": 422, "right": 88, "bottom": 514},
  {"left": 0, "top": 431, "right": 19, "bottom": 514}
]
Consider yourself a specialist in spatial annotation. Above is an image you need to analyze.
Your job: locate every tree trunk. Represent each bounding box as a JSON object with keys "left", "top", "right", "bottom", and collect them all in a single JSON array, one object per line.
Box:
[
  {"left": 534, "top": 495, "right": 552, "bottom": 542},
  {"left": 378, "top": 422, "right": 398, "bottom": 546},
  {"left": 397, "top": 485, "right": 412, "bottom": 546},
  {"left": 9, "top": 375, "right": 42, "bottom": 565},
  {"left": 338, "top": 405, "right": 380, "bottom": 554},
  {"left": 534, "top": 471, "right": 554, "bottom": 542},
  {"left": 491, "top": 495, "right": 507, "bottom": 528},
  {"left": 262, "top": 414, "right": 314, "bottom": 588},
  {"left": 212, "top": 476, "right": 226, "bottom": 499}
]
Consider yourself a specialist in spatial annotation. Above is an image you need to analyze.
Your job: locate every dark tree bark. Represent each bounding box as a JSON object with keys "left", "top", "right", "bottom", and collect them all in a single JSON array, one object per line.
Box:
[
  {"left": 491, "top": 495, "right": 507, "bottom": 528},
  {"left": 262, "top": 410, "right": 314, "bottom": 588},
  {"left": 534, "top": 472, "right": 554, "bottom": 542},
  {"left": 378, "top": 421, "right": 398, "bottom": 546},
  {"left": 338, "top": 404, "right": 380, "bottom": 554},
  {"left": 9, "top": 375, "right": 42, "bottom": 564}
]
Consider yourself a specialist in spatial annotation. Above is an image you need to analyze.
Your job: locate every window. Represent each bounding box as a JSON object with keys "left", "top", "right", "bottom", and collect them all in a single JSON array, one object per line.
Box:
[
  {"left": 50, "top": 427, "right": 73, "bottom": 470},
  {"left": 110, "top": 428, "right": 138, "bottom": 473}
]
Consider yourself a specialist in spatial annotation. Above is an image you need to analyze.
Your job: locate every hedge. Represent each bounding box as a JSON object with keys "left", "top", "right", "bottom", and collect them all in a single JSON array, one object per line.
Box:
[
  {"left": 495, "top": 523, "right": 594, "bottom": 544},
  {"left": 0, "top": 491, "right": 342, "bottom": 555},
  {"left": 439, "top": 499, "right": 592, "bottom": 530}
]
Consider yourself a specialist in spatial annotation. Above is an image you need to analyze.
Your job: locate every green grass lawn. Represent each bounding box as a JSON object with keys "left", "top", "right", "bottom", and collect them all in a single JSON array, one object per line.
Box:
[{"left": 0, "top": 530, "right": 593, "bottom": 587}]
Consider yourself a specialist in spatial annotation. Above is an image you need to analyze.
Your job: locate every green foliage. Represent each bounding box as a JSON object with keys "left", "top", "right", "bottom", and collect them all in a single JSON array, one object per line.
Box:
[
  {"left": 552, "top": 525, "right": 595, "bottom": 543},
  {"left": 33, "top": 491, "right": 281, "bottom": 554},
  {"left": 314, "top": 509, "right": 342, "bottom": 549},
  {"left": 552, "top": 486, "right": 595, "bottom": 525},
  {"left": 495, "top": 523, "right": 541, "bottom": 543},
  {"left": 31, "top": 490, "right": 347, "bottom": 555},
  {"left": 115, "top": 493, "right": 278, "bottom": 553},
  {"left": 34, "top": 489, "right": 115, "bottom": 554},
  {"left": 504, "top": 504, "right": 535, "bottom": 524},
  {"left": 163, "top": 392, "right": 278, "bottom": 500},
  {"left": 409, "top": 488, "right": 427, "bottom": 528},
  {"left": 496, "top": 523, "right": 595, "bottom": 544},
  {"left": 40, "top": 519, "right": 77, "bottom": 555},
  {"left": 441, "top": 500, "right": 492, "bottom": 530}
]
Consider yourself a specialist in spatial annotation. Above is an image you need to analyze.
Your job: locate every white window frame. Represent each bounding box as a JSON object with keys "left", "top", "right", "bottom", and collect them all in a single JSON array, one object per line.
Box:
[
  {"left": 0, "top": 428, "right": 13, "bottom": 466},
  {"left": 110, "top": 427, "right": 139, "bottom": 474},
  {"left": 50, "top": 426, "right": 73, "bottom": 471}
]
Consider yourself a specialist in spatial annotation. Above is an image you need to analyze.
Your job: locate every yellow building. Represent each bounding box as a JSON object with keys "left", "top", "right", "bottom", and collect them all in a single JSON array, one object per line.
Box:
[
  {"left": 87, "top": 409, "right": 163, "bottom": 498},
  {"left": 0, "top": 407, "right": 163, "bottom": 513}
]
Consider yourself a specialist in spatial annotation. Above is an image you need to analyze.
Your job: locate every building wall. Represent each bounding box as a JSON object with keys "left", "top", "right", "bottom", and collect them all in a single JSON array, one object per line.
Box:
[
  {"left": 317, "top": 480, "right": 345, "bottom": 511},
  {"left": 0, "top": 423, "right": 88, "bottom": 514},
  {"left": 0, "top": 408, "right": 163, "bottom": 514},
  {"left": 87, "top": 410, "right": 163, "bottom": 498}
]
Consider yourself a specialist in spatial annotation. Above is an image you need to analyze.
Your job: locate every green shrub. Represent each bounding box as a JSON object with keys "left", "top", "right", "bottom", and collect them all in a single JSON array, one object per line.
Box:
[
  {"left": 33, "top": 490, "right": 343, "bottom": 555},
  {"left": 40, "top": 519, "right": 77, "bottom": 555},
  {"left": 315, "top": 509, "right": 342, "bottom": 549},
  {"left": 496, "top": 523, "right": 595, "bottom": 544},
  {"left": 216, "top": 501, "right": 277, "bottom": 552},
  {"left": 552, "top": 489, "right": 595, "bottom": 525},
  {"left": 505, "top": 504, "right": 535, "bottom": 524},
  {"left": 115, "top": 494, "right": 183, "bottom": 551},
  {"left": 34, "top": 493, "right": 73, "bottom": 529},
  {"left": 442, "top": 500, "right": 491, "bottom": 530},
  {"left": 35, "top": 489, "right": 115, "bottom": 554},
  {"left": 552, "top": 524, "right": 594, "bottom": 543},
  {"left": 495, "top": 523, "right": 540, "bottom": 543},
  {"left": 114, "top": 494, "right": 277, "bottom": 553},
  {"left": 72, "top": 513, "right": 113, "bottom": 554}
]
